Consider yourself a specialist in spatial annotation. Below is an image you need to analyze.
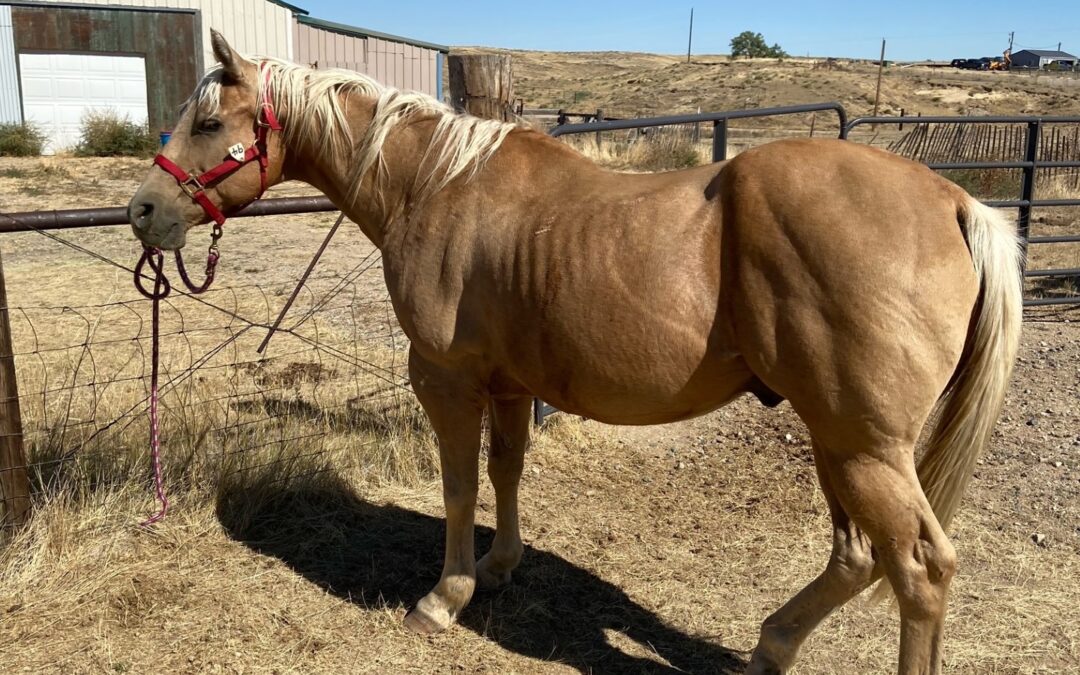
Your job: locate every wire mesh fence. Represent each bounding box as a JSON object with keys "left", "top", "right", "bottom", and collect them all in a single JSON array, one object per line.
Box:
[{"left": 0, "top": 215, "right": 429, "bottom": 534}]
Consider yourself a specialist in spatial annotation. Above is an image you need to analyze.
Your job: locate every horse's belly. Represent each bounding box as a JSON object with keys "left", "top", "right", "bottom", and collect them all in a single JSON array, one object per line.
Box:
[{"left": 518, "top": 345, "right": 753, "bottom": 425}]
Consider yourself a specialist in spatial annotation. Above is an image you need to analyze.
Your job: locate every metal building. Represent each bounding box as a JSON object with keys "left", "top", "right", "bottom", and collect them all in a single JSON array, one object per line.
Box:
[
  {"left": 22, "top": 0, "right": 300, "bottom": 73},
  {"left": 1011, "top": 49, "right": 1077, "bottom": 70},
  {"left": 0, "top": 0, "right": 447, "bottom": 153},
  {"left": 0, "top": 5, "right": 19, "bottom": 123},
  {"left": 294, "top": 16, "right": 445, "bottom": 101}
]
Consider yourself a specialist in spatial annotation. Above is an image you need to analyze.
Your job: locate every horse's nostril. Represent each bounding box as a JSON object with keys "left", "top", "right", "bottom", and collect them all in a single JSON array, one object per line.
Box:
[{"left": 132, "top": 202, "right": 154, "bottom": 229}]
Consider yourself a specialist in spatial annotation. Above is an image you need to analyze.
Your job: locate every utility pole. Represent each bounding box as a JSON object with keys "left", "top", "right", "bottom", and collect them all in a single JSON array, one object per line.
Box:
[
  {"left": 873, "top": 38, "right": 886, "bottom": 118},
  {"left": 1008, "top": 31, "right": 1015, "bottom": 53},
  {"left": 687, "top": 8, "right": 694, "bottom": 64}
]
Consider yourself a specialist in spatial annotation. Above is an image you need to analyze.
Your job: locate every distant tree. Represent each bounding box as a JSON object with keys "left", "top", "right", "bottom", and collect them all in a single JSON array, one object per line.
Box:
[{"left": 730, "top": 31, "right": 789, "bottom": 59}]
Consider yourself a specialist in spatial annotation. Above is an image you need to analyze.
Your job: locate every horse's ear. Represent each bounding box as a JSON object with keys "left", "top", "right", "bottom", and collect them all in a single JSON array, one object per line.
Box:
[{"left": 210, "top": 29, "right": 246, "bottom": 83}]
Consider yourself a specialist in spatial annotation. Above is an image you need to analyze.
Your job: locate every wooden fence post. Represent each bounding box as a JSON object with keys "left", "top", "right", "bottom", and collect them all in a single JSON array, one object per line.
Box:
[
  {"left": 447, "top": 53, "right": 515, "bottom": 121},
  {"left": 0, "top": 248, "right": 30, "bottom": 530}
]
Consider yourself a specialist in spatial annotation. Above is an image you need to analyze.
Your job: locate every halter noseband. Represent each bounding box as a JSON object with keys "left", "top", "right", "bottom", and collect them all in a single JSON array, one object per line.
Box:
[{"left": 153, "top": 65, "right": 283, "bottom": 229}]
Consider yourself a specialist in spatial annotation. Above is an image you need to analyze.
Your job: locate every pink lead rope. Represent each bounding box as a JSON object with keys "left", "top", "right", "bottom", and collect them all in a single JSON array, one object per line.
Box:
[
  {"left": 134, "top": 244, "right": 220, "bottom": 526},
  {"left": 132, "top": 64, "right": 280, "bottom": 525}
]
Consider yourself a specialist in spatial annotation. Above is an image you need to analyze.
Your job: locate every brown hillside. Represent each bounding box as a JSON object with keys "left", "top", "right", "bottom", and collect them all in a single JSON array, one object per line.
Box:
[{"left": 457, "top": 48, "right": 1080, "bottom": 122}]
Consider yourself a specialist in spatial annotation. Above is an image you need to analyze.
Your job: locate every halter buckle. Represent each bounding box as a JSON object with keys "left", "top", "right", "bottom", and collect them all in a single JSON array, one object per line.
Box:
[{"left": 179, "top": 174, "right": 205, "bottom": 199}]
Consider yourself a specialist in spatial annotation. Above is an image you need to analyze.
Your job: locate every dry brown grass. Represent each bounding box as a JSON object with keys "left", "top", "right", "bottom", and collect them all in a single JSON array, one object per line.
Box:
[
  {"left": 562, "top": 130, "right": 712, "bottom": 172},
  {"left": 3, "top": 349, "right": 1079, "bottom": 673}
]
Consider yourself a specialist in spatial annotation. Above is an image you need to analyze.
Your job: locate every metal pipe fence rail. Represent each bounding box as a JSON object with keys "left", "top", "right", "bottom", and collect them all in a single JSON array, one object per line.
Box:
[
  {"left": 0, "top": 195, "right": 338, "bottom": 233},
  {"left": 550, "top": 102, "right": 850, "bottom": 162}
]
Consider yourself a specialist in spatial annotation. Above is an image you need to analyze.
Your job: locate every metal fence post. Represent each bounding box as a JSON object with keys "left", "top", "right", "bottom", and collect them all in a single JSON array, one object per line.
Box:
[
  {"left": 712, "top": 119, "right": 728, "bottom": 161},
  {"left": 1018, "top": 120, "right": 1041, "bottom": 261}
]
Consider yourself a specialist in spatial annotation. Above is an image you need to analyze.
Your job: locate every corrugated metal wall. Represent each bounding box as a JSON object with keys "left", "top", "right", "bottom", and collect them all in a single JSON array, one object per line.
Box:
[
  {"left": 31, "top": 0, "right": 294, "bottom": 72},
  {"left": 0, "top": 5, "right": 20, "bottom": 123},
  {"left": 293, "top": 22, "right": 440, "bottom": 97}
]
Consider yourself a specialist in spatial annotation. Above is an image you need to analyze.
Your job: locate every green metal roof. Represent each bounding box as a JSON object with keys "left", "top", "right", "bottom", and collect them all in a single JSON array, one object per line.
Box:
[
  {"left": 296, "top": 15, "right": 449, "bottom": 53},
  {"left": 267, "top": 0, "right": 308, "bottom": 15}
]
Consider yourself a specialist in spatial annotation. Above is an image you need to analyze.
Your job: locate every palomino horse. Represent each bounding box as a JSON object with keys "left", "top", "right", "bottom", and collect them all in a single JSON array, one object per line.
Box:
[{"left": 129, "top": 31, "right": 1022, "bottom": 674}]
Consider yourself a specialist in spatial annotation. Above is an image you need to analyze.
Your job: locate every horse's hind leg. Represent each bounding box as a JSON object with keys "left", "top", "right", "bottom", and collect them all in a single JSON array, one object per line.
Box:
[
  {"left": 747, "top": 440, "right": 881, "bottom": 674},
  {"left": 820, "top": 439, "right": 956, "bottom": 675},
  {"left": 403, "top": 350, "right": 485, "bottom": 634},
  {"left": 476, "top": 397, "right": 531, "bottom": 588}
]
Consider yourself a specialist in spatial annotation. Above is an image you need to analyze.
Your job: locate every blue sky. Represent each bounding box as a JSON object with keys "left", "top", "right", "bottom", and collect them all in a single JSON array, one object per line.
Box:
[{"left": 296, "top": 1, "right": 1077, "bottom": 61}]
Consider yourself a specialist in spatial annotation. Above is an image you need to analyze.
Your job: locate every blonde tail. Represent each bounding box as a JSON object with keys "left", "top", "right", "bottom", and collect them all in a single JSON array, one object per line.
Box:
[{"left": 873, "top": 195, "right": 1023, "bottom": 602}]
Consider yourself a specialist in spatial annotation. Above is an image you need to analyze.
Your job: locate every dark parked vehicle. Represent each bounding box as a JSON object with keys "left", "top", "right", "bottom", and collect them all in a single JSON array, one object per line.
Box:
[
  {"left": 954, "top": 57, "right": 1001, "bottom": 71},
  {"left": 952, "top": 58, "right": 985, "bottom": 70}
]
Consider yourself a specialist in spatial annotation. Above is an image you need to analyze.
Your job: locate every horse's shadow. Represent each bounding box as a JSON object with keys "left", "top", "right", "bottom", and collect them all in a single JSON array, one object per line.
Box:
[{"left": 216, "top": 471, "right": 746, "bottom": 674}]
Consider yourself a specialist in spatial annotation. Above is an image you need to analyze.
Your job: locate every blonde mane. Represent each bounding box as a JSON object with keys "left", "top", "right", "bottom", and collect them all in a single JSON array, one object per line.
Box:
[{"left": 188, "top": 58, "right": 517, "bottom": 206}]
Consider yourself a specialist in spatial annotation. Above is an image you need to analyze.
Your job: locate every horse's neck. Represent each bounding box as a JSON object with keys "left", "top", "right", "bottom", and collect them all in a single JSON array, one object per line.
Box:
[{"left": 283, "top": 113, "right": 441, "bottom": 249}]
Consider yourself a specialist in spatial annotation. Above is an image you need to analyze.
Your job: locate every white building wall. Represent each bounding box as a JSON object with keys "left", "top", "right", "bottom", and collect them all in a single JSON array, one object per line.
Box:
[
  {"left": 31, "top": 0, "right": 294, "bottom": 72},
  {"left": 0, "top": 5, "right": 20, "bottom": 123}
]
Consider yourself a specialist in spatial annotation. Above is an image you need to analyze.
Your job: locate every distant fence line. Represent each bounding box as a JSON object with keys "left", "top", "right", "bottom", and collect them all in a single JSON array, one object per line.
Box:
[{"left": 889, "top": 122, "right": 1080, "bottom": 187}]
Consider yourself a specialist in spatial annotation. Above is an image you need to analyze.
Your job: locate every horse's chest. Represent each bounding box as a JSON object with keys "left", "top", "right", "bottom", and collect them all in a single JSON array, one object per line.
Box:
[{"left": 382, "top": 257, "right": 476, "bottom": 359}]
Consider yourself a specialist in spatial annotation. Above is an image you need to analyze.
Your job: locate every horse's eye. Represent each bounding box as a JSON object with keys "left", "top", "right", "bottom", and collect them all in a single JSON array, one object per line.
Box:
[{"left": 198, "top": 118, "right": 223, "bottom": 133}]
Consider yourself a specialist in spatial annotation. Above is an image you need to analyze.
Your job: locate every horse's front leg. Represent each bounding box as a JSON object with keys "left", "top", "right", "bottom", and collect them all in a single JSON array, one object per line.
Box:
[
  {"left": 403, "top": 350, "right": 486, "bottom": 634},
  {"left": 476, "top": 397, "right": 531, "bottom": 588}
]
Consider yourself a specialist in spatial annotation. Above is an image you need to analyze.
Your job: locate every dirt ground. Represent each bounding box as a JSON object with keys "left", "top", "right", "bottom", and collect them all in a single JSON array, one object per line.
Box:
[{"left": 0, "top": 148, "right": 1079, "bottom": 675}]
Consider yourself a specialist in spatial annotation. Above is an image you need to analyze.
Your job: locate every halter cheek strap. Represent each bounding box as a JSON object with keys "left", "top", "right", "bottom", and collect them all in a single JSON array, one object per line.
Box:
[{"left": 153, "top": 65, "right": 283, "bottom": 227}]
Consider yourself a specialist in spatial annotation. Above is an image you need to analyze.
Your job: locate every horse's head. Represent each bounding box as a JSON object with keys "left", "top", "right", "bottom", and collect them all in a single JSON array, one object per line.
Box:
[{"left": 128, "top": 31, "right": 285, "bottom": 250}]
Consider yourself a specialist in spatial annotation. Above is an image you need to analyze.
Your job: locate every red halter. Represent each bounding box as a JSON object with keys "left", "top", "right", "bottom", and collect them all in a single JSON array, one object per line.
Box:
[{"left": 153, "top": 65, "right": 283, "bottom": 227}]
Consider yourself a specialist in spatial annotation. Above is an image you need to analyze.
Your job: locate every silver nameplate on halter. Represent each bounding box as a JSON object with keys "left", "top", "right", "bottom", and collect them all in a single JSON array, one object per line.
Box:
[{"left": 228, "top": 143, "right": 245, "bottom": 161}]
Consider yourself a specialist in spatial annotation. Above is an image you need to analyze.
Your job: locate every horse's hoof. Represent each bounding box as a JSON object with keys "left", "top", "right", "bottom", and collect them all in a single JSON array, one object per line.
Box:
[
  {"left": 403, "top": 596, "right": 452, "bottom": 634},
  {"left": 476, "top": 555, "right": 513, "bottom": 589},
  {"left": 745, "top": 653, "right": 786, "bottom": 675}
]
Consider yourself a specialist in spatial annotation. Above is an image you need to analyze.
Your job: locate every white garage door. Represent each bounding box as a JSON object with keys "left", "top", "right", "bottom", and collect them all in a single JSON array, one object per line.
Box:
[{"left": 19, "top": 52, "right": 148, "bottom": 154}]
